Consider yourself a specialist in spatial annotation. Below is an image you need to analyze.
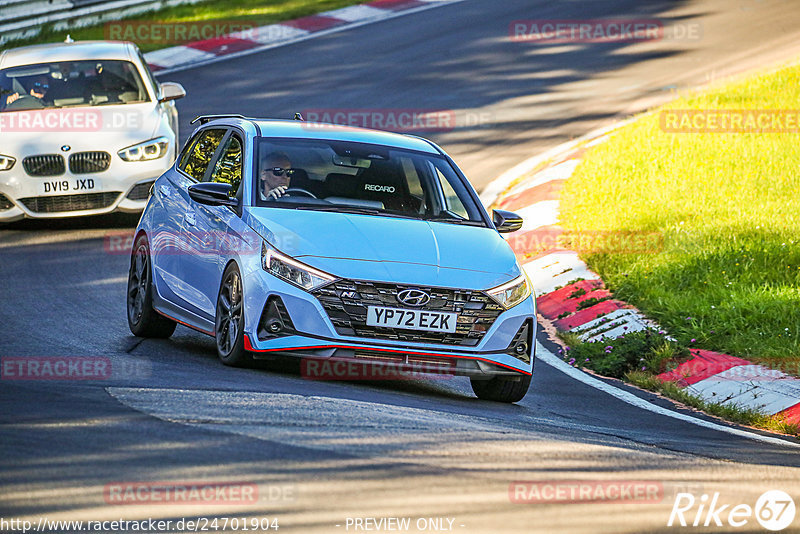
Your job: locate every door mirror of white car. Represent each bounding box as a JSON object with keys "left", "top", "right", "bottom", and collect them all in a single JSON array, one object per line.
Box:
[
  {"left": 159, "top": 82, "right": 186, "bottom": 102},
  {"left": 188, "top": 182, "right": 238, "bottom": 207},
  {"left": 492, "top": 209, "right": 523, "bottom": 233}
]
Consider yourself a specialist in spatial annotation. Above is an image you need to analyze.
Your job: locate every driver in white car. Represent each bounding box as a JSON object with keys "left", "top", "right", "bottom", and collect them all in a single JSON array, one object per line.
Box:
[
  {"left": 259, "top": 151, "right": 293, "bottom": 200},
  {"left": 4, "top": 74, "right": 49, "bottom": 106}
]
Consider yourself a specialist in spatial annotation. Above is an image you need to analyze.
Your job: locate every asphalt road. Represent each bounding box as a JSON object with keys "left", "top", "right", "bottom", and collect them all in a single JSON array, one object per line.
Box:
[{"left": 3, "top": 1, "right": 800, "bottom": 532}]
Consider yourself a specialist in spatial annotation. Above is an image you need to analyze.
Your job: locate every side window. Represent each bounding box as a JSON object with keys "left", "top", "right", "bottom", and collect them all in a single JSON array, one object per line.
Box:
[
  {"left": 180, "top": 128, "right": 226, "bottom": 181},
  {"left": 208, "top": 134, "right": 243, "bottom": 196}
]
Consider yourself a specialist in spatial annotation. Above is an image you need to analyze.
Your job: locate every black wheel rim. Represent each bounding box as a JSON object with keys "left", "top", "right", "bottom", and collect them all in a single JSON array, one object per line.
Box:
[
  {"left": 127, "top": 244, "right": 149, "bottom": 325},
  {"left": 216, "top": 270, "right": 242, "bottom": 356}
]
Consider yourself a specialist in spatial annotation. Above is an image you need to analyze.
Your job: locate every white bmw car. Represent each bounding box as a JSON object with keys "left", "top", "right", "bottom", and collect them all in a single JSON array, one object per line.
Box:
[{"left": 0, "top": 40, "right": 186, "bottom": 221}]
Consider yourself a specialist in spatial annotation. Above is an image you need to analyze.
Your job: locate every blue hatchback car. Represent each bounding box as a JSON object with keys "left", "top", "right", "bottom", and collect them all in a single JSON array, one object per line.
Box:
[{"left": 127, "top": 115, "right": 536, "bottom": 402}]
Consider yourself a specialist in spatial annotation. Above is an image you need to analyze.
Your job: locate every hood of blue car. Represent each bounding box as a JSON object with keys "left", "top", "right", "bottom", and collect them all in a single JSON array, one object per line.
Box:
[{"left": 244, "top": 207, "right": 520, "bottom": 290}]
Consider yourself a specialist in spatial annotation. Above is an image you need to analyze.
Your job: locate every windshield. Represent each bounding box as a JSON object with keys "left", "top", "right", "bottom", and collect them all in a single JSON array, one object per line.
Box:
[
  {"left": 0, "top": 60, "right": 150, "bottom": 112},
  {"left": 254, "top": 138, "right": 486, "bottom": 225}
]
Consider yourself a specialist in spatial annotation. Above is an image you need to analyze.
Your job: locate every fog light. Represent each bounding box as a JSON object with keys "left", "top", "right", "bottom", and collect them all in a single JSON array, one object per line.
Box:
[
  {"left": 506, "top": 320, "right": 533, "bottom": 364},
  {"left": 267, "top": 318, "right": 283, "bottom": 334},
  {"left": 0, "top": 193, "right": 14, "bottom": 211},
  {"left": 257, "top": 296, "right": 296, "bottom": 340}
]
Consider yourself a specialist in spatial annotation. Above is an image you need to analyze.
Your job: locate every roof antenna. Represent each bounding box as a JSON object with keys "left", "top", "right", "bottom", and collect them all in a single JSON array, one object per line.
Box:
[
  {"left": 64, "top": 34, "right": 74, "bottom": 43},
  {"left": 293, "top": 112, "right": 304, "bottom": 121}
]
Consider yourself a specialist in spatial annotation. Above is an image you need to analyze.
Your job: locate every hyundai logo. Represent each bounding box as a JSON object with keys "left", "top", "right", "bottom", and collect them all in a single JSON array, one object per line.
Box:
[{"left": 397, "top": 289, "right": 430, "bottom": 307}]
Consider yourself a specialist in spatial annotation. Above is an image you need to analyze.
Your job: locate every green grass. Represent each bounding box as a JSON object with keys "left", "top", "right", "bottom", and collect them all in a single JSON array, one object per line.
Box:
[
  {"left": 557, "top": 328, "right": 688, "bottom": 379},
  {"left": 2, "top": 0, "right": 365, "bottom": 53},
  {"left": 559, "top": 64, "right": 800, "bottom": 367}
]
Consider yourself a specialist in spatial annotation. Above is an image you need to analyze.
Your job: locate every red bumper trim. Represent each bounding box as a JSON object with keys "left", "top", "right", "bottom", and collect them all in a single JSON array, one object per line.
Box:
[{"left": 244, "top": 335, "right": 531, "bottom": 376}]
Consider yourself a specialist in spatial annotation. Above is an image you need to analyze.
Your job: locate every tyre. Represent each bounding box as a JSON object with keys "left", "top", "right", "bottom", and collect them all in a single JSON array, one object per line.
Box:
[
  {"left": 470, "top": 374, "right": 532, "bottom": 403},
  {"left": 215, "top": 262, "right": 250, "bottom": 367},
  {"left": 127, "top": 234, "right": 176, "bottom": 338}
]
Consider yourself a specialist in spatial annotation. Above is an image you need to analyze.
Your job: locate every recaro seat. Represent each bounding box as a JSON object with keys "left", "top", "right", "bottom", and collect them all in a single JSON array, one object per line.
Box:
[{"left": 352, "top": 161, "right": 409, "bottom": 211}]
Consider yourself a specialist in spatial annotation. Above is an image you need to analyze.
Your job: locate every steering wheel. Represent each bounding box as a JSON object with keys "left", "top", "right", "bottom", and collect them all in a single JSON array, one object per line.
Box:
[
  {"left": 4, "top": 94, "right": 45, "bottom": 111},
  {"left": 284, "top": 187, "right": 317, "bottom": 199}
]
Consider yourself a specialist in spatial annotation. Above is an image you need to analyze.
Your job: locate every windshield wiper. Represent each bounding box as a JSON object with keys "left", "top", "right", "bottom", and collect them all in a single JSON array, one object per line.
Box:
[
  {"left": 426, "top": 215, "right": 485, "bottom": 227},
  {"left": 294, "top": 205, "right": 420, "bottom": 219}
]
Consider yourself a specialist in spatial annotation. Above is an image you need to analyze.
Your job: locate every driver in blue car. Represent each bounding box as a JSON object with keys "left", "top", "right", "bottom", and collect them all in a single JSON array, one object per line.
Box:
[{"left": 259, "top": 151, "right": 293, "bottom": 200}]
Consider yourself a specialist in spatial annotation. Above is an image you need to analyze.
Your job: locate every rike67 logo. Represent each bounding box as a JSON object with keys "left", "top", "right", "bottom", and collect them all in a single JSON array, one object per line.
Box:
[{"left": 669, "top": 490, "right": 796, "bottom": 531}]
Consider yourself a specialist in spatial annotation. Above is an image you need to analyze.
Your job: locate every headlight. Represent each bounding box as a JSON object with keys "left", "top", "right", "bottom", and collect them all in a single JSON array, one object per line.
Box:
[
  {"left": 118, "top": 137, "right": 169, "bottom": 162},
  {"left": 261, "top": 243, "right": 336, "bottom": 291},
  {"left": 486, "top": 274, "right": 531, "bottom": 309},
  {"left": 0, "top": 155, "right": 15, "bottom": 171}
]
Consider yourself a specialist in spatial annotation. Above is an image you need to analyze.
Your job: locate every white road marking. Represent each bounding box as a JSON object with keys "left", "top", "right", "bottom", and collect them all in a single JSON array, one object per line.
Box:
[
  {"left": 522, "top": 251, "right": 599, "bottom": 295},
  {"left": 502, "top": 159, "right": 580, "bottom": 198},
  {"left": 537, "top": 342, "right": 800, "bottom": 448},
  {"left": 582, "top": 316, "right": 650, "bottom": 343},
  {"left": 230, "top": 24, "right": 310, "bottom": 45},
  {"left": 688, "top": 365, "right": 800, "bottom": 415},
  {"left": 515, "top": 200, "right": 560, "bottom": 233},
  {"left": 321, "top": 5, "right": 389, "bottom": 22},
  {"left": 144, "top": 46, "right": 216, "bottom": 69},
  {"left": 570, "top": 308, "right": 638, "bottom": 333}
]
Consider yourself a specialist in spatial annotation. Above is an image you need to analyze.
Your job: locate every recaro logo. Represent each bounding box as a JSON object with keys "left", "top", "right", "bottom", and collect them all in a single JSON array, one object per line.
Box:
[
  {"left": 397, "top": 289, "right": 431, "bottom": 307},
  {"left": 364, "top": 184, "right": 395, "bottom": 193}
]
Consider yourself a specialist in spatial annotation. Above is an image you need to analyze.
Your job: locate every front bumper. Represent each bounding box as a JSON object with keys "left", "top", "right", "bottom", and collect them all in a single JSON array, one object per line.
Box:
[
  {"left": 244, "top": 334, "right": 533, "bottom": 377},
  {"left": 0, "top": 157, "right": 169, "bottom": 221},
  {"left": 241, "top": 267, "right": 537, "bottom": 377}
]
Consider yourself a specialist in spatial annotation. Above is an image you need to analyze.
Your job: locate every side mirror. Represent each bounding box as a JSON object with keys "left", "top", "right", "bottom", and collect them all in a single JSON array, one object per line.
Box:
[
  {"left": 188, "top": 182, "right": 238, "bottom": 207},
  {"left": 159, "top": 82, "right": 186, "bottom": 102},
  {"left": 492, "top": 209, "right": 523, "bottom": 233}
]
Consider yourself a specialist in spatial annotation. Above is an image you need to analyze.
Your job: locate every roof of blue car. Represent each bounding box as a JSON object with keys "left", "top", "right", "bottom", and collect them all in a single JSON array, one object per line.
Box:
[{"left": 213, "top": 118, "right": 442, "bottom": 154}]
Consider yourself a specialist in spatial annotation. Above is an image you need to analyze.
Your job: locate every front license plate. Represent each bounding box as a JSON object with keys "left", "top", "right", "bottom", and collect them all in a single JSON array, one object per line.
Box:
[
  {"left": 40, "top": 178, "right": 99, "bottom": 195},
  {"left": 366, "top": 306, "right": 457, "bottom": 333}
]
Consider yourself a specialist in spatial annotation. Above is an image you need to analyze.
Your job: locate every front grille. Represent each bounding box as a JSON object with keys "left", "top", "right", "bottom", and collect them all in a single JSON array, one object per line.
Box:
[
  {"left": 19, "top": 192, "right": 120, "bottom": 214},
  {"left": 126, "top": 181, "right": 153, "bottom": 201},
  {"left": 22, "top": 155, "right": 65, "bottom": 177},
  {"left": 313, "top": 280, "right": 505, "bottom": 346},
  {"left": 69, "top": 151, "right": 110, "bottom": 174},
  {"left": 0, "top": 193, "right": 14, "bottom": 211}
]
